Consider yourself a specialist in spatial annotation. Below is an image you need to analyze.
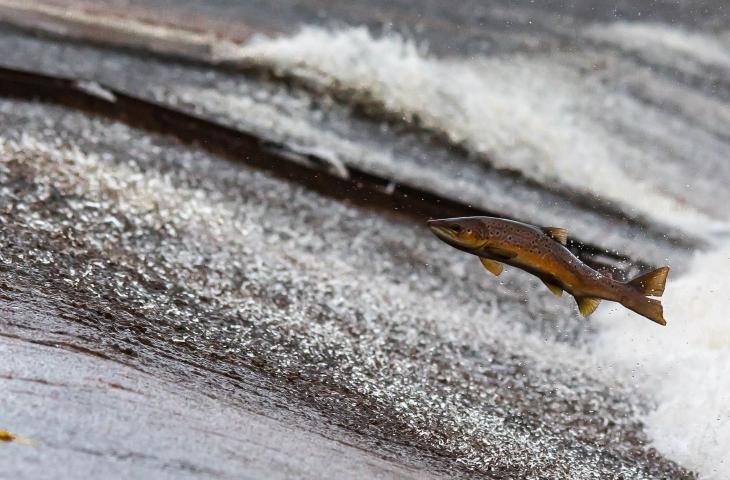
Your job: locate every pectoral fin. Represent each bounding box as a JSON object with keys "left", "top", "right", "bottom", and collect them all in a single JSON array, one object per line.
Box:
[
  {"left": 541, "top": 279, "right": 563, "bottom": 297},
  {"left": 479, "top": 257, "right": 503, "bottom": 276},
  {"left": 542, "top": 227, "right": 568, "bottom": 245},
  {"left": 575, "top": 296, "right": 601, "bottom": 317}
]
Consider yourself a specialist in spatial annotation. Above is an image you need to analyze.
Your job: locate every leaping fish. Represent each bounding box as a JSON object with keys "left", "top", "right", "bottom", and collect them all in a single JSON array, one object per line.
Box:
[{"left": 428, "top": 216, "right": 669, "bottom": 325}]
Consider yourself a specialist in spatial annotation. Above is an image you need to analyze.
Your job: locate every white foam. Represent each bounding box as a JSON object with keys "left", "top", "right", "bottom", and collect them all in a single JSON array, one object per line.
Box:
[
  {"left": 227, "top": 26, "right": 721, "bottom": 233},
  {"left": 223, "top": 29, "right": 730, "bottom": 474},
  {"left": 595, "top": 241, "right": 730, "bottom": 479},
  {"left": 586, "top": 21, "right": 730, "bottom": 71}
]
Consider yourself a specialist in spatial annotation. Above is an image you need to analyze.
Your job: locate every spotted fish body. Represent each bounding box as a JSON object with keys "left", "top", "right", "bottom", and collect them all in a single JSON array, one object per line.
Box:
[{"left": 428, "top": 216, "right": 669, "bottom": 325}]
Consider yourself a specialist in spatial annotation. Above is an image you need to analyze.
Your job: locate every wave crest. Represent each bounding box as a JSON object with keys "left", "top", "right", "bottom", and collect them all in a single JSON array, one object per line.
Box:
[{"left": 228, "top": 26, "right": 723, "bottom": 232}]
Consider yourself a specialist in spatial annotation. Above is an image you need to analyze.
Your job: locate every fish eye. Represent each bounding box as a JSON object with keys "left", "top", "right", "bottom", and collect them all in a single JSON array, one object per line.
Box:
[{"left": 451, "top": 224, "right": 462, "bottom": 233}]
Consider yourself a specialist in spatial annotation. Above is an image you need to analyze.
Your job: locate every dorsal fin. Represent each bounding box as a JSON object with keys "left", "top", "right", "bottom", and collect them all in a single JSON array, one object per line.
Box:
[
  {"left": 542, "top": 227, "right": 567, "bottom": 245},
  {"left": 541, "top": 279, "right": 563, "bottom": 297},
  {"left": 575, "top": 297, "right": 601, "bottom": 317},
  {"left": 627, "top": 266, "right": 669, "bottom": 297},
  {"left": 479, "top": 257, "right": 503, "bottom": 276}
]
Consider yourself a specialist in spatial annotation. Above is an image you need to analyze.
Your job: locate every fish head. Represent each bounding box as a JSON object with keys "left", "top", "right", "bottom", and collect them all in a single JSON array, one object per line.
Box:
[{"left": 427, "top": 217, "right": 488, "bottom": 251}]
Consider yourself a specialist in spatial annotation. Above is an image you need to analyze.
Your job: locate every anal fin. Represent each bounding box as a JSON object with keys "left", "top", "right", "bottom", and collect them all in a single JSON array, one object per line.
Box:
[
  {"left": 575, "top": 297, "right": 601, "bottom": 317},
  {"left": 479, "top": 257, "right": 503, "bottom": 276},
  {"left": 541, "top": 279, "right": 563, "bottom": 297}
]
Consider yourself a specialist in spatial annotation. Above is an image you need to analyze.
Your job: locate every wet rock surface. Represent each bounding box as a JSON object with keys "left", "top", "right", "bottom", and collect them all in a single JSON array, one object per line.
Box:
[
  {"left": 0, "top": 323, "right": 440, "bottom": 480},
  {"left": 0, "top": 99, "right": 694, "bottom": 478}
]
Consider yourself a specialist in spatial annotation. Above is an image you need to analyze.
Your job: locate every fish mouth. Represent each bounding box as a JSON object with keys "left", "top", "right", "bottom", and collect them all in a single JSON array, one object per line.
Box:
[
  {"left": 427, "top": 219, "right": 473, "bottom": 249},
  {"left": 427, "top": 220, "right": 453, "bottom": 242},
  {"left": 428, "top": 219, "right": 487, "bottom": 251}
]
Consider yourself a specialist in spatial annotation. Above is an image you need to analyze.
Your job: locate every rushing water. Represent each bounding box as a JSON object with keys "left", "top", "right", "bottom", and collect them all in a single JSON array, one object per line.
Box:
[
  {"left": 225, "top": 22, "right": 730, "bottom": 478},
  {"left": 596, "top": 242, "right": 730, "bottom": 479},
  {"left": 1, "top": 1, "right": 729, "bottom": 478}
]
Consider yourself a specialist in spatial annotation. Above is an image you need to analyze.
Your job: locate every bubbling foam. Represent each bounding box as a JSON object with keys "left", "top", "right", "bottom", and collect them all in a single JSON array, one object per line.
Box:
[{"left": 595, "top": 240, "right": 730, "bottom": 479}]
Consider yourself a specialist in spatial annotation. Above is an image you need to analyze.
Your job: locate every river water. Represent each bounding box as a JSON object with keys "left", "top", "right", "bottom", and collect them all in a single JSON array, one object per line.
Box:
[{"left": 0, "top": 1, "right": 728, "bottom": 478}]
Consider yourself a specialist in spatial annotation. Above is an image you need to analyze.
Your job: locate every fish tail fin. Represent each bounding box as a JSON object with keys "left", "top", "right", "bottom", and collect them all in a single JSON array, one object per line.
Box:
[
  {"left": 622, "top": 266, "right": 669, "bottom": 325},
  {"left": 627, "top": 266, "right": 669, "bottom": 297},
  {"left": 626, "top": 297, "right": 666, "bottom": 326}
]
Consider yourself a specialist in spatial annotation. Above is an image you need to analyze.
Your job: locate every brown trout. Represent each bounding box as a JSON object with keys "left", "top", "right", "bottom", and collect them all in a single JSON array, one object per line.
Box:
[{"left": 428, "top": 216, "right": 669, "bottom": 325}]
